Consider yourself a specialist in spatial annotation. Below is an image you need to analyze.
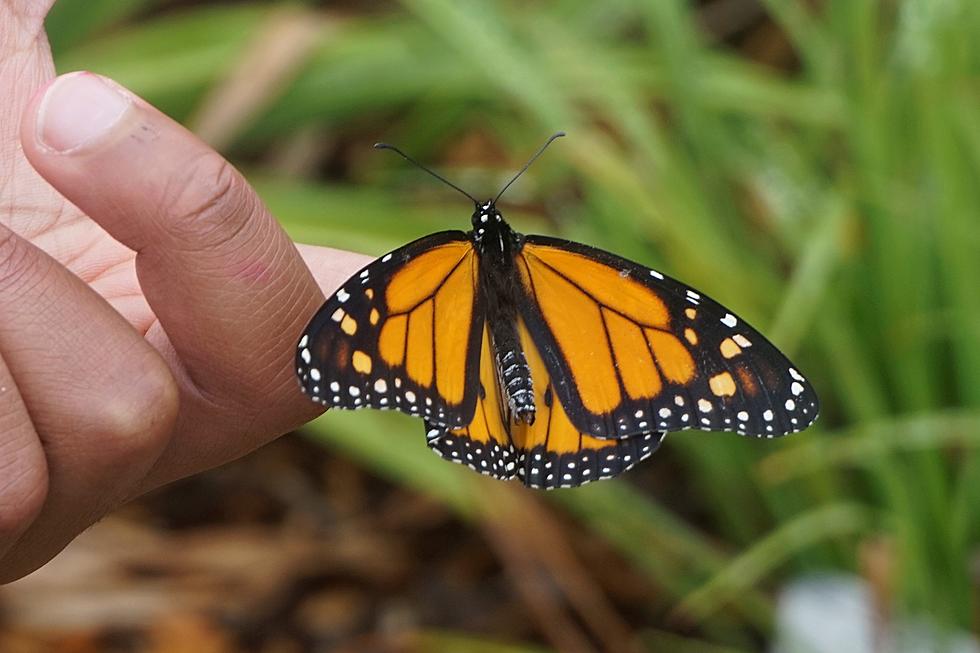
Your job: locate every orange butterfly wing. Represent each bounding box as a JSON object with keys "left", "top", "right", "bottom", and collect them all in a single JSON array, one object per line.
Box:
[
  {"left": 516, "top": 236, "right": 818, "bottom": 439},
  {"left": 297, "top": 232, "right": 484, "bottom": 428}
]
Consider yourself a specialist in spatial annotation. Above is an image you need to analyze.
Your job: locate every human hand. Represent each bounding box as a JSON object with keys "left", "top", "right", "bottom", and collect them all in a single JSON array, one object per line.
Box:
[{"left": 0, "top": 1, "right": 370, "bottom": 582}]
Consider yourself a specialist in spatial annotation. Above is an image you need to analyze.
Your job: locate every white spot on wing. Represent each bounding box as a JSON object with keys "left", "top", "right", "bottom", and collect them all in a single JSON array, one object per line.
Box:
[{"left": 721, "top": 313, "right": 737, "bottom": 328}]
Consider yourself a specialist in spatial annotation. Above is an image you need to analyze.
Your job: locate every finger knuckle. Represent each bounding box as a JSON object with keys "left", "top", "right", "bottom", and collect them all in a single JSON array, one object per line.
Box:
[
  {"left": 164, "top": 151, "right": 255, "bottom": 248},
  {"left": 87, "top": 355, "right": 179, "bottom": 463}
]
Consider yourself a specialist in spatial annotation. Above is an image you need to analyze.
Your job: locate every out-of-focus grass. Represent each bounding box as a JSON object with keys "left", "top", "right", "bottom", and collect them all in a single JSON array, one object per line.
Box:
[{"left": 49, "top": 0, "right": 980, "bottom": 647}]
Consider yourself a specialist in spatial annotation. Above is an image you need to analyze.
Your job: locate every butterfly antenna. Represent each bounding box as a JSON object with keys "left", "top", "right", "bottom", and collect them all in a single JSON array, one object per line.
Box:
[
  {"left": 374, "top": 142, "right": 479, "bottom": 205},
  {"left": 493, "top": 131, "right": 566, "bottom": 204}
]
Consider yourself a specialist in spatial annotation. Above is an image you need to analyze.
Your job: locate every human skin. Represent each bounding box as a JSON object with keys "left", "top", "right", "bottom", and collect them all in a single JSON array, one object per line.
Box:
[{"left": 0, "top": 1, "right": 369, "bottom": 582}]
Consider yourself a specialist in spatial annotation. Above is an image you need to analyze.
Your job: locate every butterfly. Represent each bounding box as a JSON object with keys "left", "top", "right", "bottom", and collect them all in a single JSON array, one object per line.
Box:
[{"left": 296, "top": 133, "right": 818, "bottom": 489}]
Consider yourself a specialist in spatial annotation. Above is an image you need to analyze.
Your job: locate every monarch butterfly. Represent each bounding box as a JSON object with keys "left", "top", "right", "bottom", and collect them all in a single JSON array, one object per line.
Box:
[{"left": 296, "top": 133, "right": 818, "bottom": 489}]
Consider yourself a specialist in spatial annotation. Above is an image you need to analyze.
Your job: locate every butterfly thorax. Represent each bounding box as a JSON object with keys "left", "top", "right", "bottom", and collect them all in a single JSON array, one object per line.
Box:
[{"left": 471, "top": 201, "right": 536, "bottom": 425}]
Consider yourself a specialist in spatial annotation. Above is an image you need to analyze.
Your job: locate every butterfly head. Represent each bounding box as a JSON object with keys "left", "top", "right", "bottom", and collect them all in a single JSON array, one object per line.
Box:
[
  {"left": 471, "top": 200, "right": 503, "bottom": 229},
  {"left": 471, "top": 200, "right": 519, "bottom": 254}
]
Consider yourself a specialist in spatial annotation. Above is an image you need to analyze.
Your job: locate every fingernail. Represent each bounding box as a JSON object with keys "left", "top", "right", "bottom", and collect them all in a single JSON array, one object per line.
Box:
[{"left": 36, "top": 72, "right": 131, "bottom": 153}]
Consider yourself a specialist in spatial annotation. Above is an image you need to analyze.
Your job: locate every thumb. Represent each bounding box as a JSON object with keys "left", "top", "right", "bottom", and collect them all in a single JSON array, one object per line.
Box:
[{"left": 19, "top": 71, "right": 331, "bottom": 483}]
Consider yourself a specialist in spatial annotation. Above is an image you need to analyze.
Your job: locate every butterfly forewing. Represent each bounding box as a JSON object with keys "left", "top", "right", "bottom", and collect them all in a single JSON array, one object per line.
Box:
[
  {"left": 516, "top": 236, "right": 819, "bottom": 440},
  {"left": 296, "top": 231, "right": 485, "bottom": 428}
]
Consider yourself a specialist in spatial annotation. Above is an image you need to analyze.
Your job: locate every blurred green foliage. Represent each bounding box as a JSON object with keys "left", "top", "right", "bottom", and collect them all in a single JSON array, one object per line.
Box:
[{"left": 48, "top": 0, "right": 980, "bottom": 648}]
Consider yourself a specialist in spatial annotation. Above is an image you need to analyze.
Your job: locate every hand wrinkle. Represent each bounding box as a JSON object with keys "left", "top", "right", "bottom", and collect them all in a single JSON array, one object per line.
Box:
[
  {"left": 1, "top": 175, "right": 77, "bottom": 235},
  {"left": 0, "top": 47, "right": 54, "bottom": 148},
  {"left": 1, "top": 2, "right": 54, "bottom": 49}
]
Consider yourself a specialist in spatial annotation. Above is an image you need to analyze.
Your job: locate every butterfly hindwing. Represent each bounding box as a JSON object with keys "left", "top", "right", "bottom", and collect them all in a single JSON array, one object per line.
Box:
[
  {"left": 425, "top": 320, "right": 666, "bottom": 489},
  {"left": 516, "top": 236, "right": 818, "bottom": 440},
  {"left": 512, "top": 318, "right": 666, "bottom": 489},
  {"left": 424, "top": 326, "right": 519, "bottom": 479},
  {"left": 296, "top": 231, "right": 484, "bottom": 428}
]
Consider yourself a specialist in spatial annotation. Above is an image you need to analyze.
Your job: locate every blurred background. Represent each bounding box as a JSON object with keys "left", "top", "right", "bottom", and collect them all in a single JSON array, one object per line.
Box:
[{"left": 3, "top": 0, "right": 980, "bottom": 651}]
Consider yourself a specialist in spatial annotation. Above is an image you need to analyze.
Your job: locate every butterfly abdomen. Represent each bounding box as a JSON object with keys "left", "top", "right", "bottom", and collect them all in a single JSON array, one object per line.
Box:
[{"left": 494, "top": 335, "right": 535, "bottom": 424}]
